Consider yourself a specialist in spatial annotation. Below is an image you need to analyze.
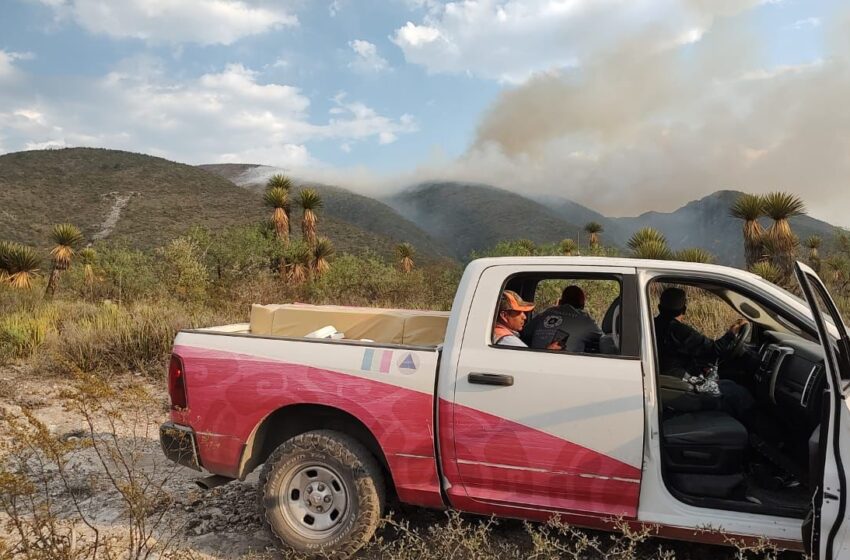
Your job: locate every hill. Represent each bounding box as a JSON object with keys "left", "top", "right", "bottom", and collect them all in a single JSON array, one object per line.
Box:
[
  {"left": 0, "top": 149, "right": 418, "bottom": 259},
  {"left": 386, "top": 182, "right": 585, "bottom": 259},
  {"left": 199, "top": 164, "right": 453, "bottom": 260},
  {"left": 609, "top": 190, "right": 840, "bottom": 266}
]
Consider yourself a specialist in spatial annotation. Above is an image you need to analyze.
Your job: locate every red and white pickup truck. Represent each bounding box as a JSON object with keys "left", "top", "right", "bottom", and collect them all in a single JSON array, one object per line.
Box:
[{"left": 160, "top": 257, "right": 850, "bottom": 558}]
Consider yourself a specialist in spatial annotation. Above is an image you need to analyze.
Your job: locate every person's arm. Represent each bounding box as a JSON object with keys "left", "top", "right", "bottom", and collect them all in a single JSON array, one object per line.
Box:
[{"left": 670, "top": 321, "right": 736, "bottom": 360}]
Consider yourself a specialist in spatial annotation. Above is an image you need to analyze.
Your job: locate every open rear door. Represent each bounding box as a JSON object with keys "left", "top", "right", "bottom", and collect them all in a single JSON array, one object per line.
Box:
[{"left": 795, "top": 262, "right": 850, "bottom": 559}]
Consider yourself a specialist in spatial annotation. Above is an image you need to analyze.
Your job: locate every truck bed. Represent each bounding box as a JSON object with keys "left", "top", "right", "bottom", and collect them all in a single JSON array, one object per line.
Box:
[{"left": 170, "top": 312, "right": 445, "bottom": 506}]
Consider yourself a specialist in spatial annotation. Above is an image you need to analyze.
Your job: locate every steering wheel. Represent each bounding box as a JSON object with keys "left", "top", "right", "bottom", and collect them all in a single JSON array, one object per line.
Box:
[{"left": 728, "top": 321, "right": 752, "bottom": 360}]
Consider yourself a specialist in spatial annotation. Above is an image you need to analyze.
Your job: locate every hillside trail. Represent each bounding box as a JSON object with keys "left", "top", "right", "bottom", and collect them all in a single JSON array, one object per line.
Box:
[
  {"left": 0, "top": 365, "right": 796, "bottom": 560},
  {"left": 93, "top": 191, "right": 139, "bottom": 240}
]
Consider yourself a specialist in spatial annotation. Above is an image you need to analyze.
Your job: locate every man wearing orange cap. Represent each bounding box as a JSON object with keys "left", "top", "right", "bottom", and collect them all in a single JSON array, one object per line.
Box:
[{"left": 493, "top": 290, "right": 563, "bottom": 350}]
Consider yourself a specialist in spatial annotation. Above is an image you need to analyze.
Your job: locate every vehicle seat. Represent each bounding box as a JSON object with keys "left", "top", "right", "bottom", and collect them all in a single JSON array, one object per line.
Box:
[
  {"left": 599, "top": 298, "right": 621, "bottom": 355},
  {"left": 662, "top": 411, "right": 747, "bottom": 475}
]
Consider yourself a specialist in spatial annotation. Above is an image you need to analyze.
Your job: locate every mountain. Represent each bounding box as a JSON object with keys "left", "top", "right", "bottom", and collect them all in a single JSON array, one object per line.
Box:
[
  {"left": 0, "top": 149, "right": 423, "bottom": 259},
  {"left": 386, "top": 182, "right": 585, "bottom": 259},
  {"left": 609, "top": 190, "right": 841, "bottom": 266},
  {"left": 199, "top": 164, "right": 453, "bottom": 260}
]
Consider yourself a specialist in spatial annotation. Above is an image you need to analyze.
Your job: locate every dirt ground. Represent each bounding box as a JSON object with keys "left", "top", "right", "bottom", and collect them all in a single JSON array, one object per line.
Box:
[{"left": 0, "top": 365, "right": 803, "bottom": 560}]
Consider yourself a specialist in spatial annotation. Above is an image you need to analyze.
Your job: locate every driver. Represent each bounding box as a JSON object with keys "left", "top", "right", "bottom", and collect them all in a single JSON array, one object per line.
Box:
[{"left": 655, "top": 287, "right": 754, "bottom": 421}]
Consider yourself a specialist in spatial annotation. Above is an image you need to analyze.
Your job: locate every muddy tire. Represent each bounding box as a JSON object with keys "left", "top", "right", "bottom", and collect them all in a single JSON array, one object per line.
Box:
[{"left": 259, "top": 430, "right": 385, "bottom": 559}]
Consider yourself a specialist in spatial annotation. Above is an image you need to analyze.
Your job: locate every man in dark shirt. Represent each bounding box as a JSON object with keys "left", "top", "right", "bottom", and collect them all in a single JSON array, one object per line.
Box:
[
  {"left": 527, "top": 286, "right": 603, "bottom": 352},
  {"left": 654, "top": 287, "right": 754, "bottom": 420}
]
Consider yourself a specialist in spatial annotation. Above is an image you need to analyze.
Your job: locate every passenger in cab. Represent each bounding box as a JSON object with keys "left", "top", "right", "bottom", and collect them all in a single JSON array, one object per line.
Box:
[
  {"left": 494, "top": 290, "right": 563, "bottom": 350},
  {"left": 654, "top": 287, "right": 754, "bottom": 421},
  {"left": 526, "top": 286, "right": 604, "bottom": 353}
]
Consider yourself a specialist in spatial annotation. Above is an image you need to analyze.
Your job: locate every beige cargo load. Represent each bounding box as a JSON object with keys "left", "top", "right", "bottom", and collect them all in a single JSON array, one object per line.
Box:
[{"left": 249, "top": 303, "right": 449, "bottom": 346}]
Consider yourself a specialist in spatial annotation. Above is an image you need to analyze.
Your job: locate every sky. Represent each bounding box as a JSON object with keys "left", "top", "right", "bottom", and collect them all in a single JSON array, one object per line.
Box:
[{"left": 1, "top": 0, "right": 848, "bottom": 225}]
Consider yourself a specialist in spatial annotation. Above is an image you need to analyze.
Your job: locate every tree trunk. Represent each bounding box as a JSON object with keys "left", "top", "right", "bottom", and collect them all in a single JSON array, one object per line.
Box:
[{"left": 45, "top": 266, "right": 61, "bottom": 297}]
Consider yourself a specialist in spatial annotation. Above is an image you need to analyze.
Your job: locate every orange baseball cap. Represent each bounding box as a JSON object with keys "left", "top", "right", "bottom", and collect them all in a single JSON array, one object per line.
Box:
[{"left": 500, "top": 290, "right": 535, "bottom": 312}]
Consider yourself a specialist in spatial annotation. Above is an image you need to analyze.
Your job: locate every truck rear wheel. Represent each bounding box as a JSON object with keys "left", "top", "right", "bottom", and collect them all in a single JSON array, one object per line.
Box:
[{"left": 259, "top": 430, "right": 385, "bottom": 558}]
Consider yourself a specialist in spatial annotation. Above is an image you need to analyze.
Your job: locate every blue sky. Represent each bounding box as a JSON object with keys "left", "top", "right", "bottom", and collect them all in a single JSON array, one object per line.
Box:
[{"left": 1, "top": 0, "right": 848, "bottom": 223}]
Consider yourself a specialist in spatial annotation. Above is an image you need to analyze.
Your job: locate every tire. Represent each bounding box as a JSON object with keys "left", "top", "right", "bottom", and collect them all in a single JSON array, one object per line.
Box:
[{"left": 259, "top": 430, "right": 385, "bottom": 559}]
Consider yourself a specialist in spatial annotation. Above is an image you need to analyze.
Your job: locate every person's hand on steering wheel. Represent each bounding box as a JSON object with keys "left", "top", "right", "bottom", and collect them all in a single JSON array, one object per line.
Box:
[
  {"left": 728, "top": 318, "right": 749, "bottom": 335},
  {"left": 726, "top": 318, "right": 752, "bottom": 359}
]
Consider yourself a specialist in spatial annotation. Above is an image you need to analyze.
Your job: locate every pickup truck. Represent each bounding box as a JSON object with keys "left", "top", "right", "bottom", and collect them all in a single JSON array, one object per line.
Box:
[{"left": 160, "top": 257, "right": 850, "bottom": 558}]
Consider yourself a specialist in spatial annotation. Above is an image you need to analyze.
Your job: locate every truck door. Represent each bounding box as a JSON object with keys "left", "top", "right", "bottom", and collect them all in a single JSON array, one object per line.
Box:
[
  {"left": 795, "top": 262, "right": 850, "bottom": 559},
  {"left": 440, "top": 264, "right": 645, "bottom": 519}
]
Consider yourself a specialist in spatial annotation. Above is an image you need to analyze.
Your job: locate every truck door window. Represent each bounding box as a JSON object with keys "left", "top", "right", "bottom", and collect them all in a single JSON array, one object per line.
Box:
[{"left": 492, "top": 274, "right": 624, "bottom": 356}]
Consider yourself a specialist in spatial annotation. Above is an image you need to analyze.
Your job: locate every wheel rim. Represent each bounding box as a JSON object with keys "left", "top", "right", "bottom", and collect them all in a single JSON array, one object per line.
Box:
[{"left": 279, "top": 464, "right": 349, "bottom": 539}]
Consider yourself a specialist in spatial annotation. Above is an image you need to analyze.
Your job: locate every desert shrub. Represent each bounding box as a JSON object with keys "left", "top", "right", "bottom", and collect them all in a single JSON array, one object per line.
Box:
[
  {"left": 187, "top": 224, "right": 282, "bottom": 287},
  {"left": 156, "top": 237, "right": 209, "bottom": 303},
  {"left": 39, "top": 300, "right": 235, "bottom": 377},
  {"left": 0, "top": 372, "right": 192, "bottom": 559},
  {"left": 69, "top": 243, "right": 160, "bottom": 303},
  {"left": 0, "top": 306, "right": 61, "bottom": 363},
  {"left": 306, "top": 253, "right": 458, "bottom": 310}
]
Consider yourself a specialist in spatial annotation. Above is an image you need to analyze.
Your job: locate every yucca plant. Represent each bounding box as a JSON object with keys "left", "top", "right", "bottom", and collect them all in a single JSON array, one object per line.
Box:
[
  {"left": 516, "top": 239, "right": 537, "bottom": 256},
  {"left": 6, "top": 244, "right": 41, "bottom": 289},
  {"left": 396, "top": 243, "right": 415, "bottom": 273},
  {"left": 297, "top": 188, "right": 323, "bottom": 247},
  {"left": 584, "top": 222, "right": 604, "bottom": 248},
  {"left": 266, "top": 174, "right": 294, "bottom": 192},
  {"left": 78, "top": 247, "right": 98, "bottom": 291},
  {"left": 627, "top": 227, "right": 666, "bottom": 252},
  {"left": 312, "top": 237, "right": 335, "bottom": 276},
  {"left": 45, "top": 223, "right": 83, "bottom": 296},
  {"left": 675, "top": 248, "right": 716, "bottom": 264},
  {"left": 730, "top": 194, "right": 766, "bottom": 269},
  {"left": 762, "top": 192, "right": 806, "bottom": 277},
  {"left": 630, "top": 239, "right": 672, "bottom": 260},
  {"left": 286, "top": 242, "right": 312, "bottom": 284},
  {"left": 559, "top": 238, "right": 578, "bottom": 256},
  {"left": 750, "top": 260, "right": 784, "bottom": 285},
  {"left": 805, "top": 235, "right": 822, "bottom": 274},
  {"left": 0, "top": 240, "right": 13, "bottom": 281},
  {"left": 264, "top": 187, "right": 291, "bottom": 243}
]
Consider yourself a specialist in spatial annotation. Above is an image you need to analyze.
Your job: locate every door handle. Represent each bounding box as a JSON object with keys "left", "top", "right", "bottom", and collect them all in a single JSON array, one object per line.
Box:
[{"left": 468, "top": 372, "right": 514, "bottom": 386}]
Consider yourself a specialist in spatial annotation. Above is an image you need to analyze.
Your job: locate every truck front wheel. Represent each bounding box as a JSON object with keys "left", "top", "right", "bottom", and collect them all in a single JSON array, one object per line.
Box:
[{"left": 259, "top": 430, "right": 385, "bottom": 558}]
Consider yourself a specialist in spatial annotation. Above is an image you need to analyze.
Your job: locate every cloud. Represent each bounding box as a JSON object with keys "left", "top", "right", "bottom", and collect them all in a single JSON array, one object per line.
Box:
[
  {"left": 0, "top": 58, "right": 418, "bottom": 167},
  {"left": 0, "top": 50, "right": 34, "bottom": 81},
  {"left": 392, "top": 0, "right": 762, "bottom": 83},
  {"left": 34, "top": 0, "right": 297, "bottom": 45},
  {"left": 348, "top": 39, "right": 390, "bottom": 73},
  {"left": 789, "top": 17, "right": 821, "bottom": 30}
]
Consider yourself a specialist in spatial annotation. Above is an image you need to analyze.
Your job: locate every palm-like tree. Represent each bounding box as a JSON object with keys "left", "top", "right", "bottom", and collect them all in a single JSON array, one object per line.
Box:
[
  {"left": 675, "top": 248, "right": 716, "bottom": 264},
  {"left": 516, "top": 239, "right": 537, "bottom": 256},
  {"left": 287, "top": 243, "right": 312, "bottom": 284},
  {"left": 5, "top": 244, "right": 41, "bottom": 289},
  {"left": 627, "top": 227, "right": 666, "bottom": 252},
  {"left": 78, "top": 247, "right": 97, "bottom": 291},
  {"left": 805, "top": 235, "right": 822, "bottom": 274},
  {"left": 297, "top": 189, "right": 323, "bottom": 247},
  {"left": 630, "top": 239, "right": 672, "bottom": 260},
  {"left": 559, "top": 238, "right": 578, "bottom": 256},
  {"left": 584, "top": 222, "right": 604, "bottom": 249},
  {"left": 0, "top": 240, "right": 13, "bottom": 282},
  {"left": 264, "top": 187, "right": 291, "bottom": 243},
  {"left": 730, "top": 194, "right": 766, "bottom": 268},
  {"left": 396, "top": 243, "right": 415, "bottom": 273},
  {"left": 762, "top": 192, "right": 805, "bottom": 278},
  {"left": 750, "top": 261, "right": 783, "bottom": 285},
  {"left": 312, "top": 238, "right": 335, "bottom": 276},
  {"left": 266, "top": 173, "right": 295, "bottom": 236},
  {"left": 46, "top": 223, "right": 83, "bottom": 296}
]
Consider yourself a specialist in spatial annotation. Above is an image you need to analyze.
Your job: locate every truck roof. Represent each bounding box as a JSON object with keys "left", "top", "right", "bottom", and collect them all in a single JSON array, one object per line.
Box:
[{"left": 467, "top": 256, "right": 763, "bottom": 281}]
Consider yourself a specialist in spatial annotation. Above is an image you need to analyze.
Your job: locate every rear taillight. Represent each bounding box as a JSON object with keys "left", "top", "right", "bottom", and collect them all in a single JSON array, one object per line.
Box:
[{"left": 168, "top": 354, "right": 187, "bottom": 409}]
